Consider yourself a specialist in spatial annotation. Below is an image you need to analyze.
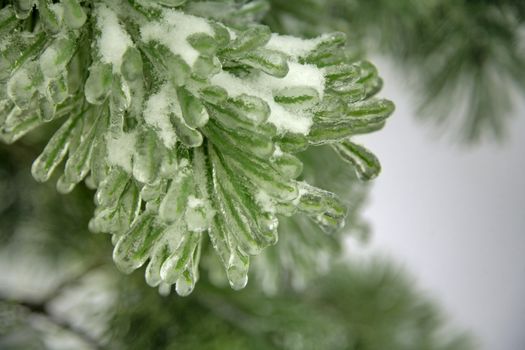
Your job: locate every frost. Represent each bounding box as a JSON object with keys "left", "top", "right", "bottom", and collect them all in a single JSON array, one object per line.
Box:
[
  {"left": 106, "top": 132, "right": 136, "bottom": 172},
  {"left": 141, "top": 9, "right": 213, "bottom": 66},
  {"left": 143, "top": 84, "right": 178, "bottom": 148},
  {"left": 95, "top": 4, "right": 133, "bottom": 70}
]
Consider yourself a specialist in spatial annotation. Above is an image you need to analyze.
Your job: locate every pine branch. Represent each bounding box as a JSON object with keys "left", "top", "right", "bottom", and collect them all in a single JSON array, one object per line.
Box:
[
  {"left": 0, "top": 0, "right": 393, "bottom": 295},
  {"left": 1, "top": 297, "right": 105, "bottom": 350}
]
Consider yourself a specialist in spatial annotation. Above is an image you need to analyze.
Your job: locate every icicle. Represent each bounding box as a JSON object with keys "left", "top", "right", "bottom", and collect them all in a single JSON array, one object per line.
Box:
[
  {"left": 32, "top": 114, "right": 81, "bottom": 182},
  {"left": 203, "top": 119, "right": 275, "bottom": 159},
  {"left": 296, "top": 182, "right": 347, "bottom": 232},
  {"left": 270, "top": 151, "right": 303, "bottom": 180},
  {"left": 332, "top": 141, "right": 381, "bottom": 181},
  {"left": 226, "top": 249, "right": 249, "bottom": 290},
  {"left": 63, "top": 111, "right": 103, "bottom": 185},
  {"left": 95, "top": 168, "right": 130, "bottom": 207},
  {"left": 155, "top": 0, "right": 188, "bottom": 8},
  {"left": 113, "top": 213, "right": 164, "bottom": 273},
  {"left": 146, "top": 243, "right": 171, "bottom": 287},
  {"left": 187, "top": 33, "right": 218, "bottom": 56},
  {"left": 160, "top": 230, "right": 200, "bottom": 285},
  {"left": 229, "top": 94, "right": 270, "bottom": 124}
]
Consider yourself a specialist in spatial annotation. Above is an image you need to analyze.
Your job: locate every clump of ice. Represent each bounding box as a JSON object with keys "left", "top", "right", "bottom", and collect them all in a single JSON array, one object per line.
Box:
[
  {"left": 143, "top": 83, "right": 178, "bottom": 148},
  {"left": 141, "top": 9, "right": 213, "bottom": 67},
  {"left": 106, "top": 132, "right": 136, "bottom": 172},
  {"left": 95, "top": 4, "right": 133, "bottom": 71}
]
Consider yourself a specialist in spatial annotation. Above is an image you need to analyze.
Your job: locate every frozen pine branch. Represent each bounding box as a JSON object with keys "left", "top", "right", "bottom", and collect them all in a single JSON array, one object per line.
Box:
[{"left": 0, "top": 0, "right": 393, "bottom": 295}]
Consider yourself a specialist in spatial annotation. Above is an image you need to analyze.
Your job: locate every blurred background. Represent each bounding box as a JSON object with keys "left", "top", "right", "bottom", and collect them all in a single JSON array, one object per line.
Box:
[
  {"left": 355, "top": 57, "right": 525, "bottom": 350},
  {"left": 1, "top": 0, "right": 525, "bottom": 349}
]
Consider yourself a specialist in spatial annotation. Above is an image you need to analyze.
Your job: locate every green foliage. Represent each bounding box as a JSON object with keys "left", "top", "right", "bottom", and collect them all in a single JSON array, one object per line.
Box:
[
  {"left": 106, "top": 262, "right": 473, "bottom": 350},
  {"left": 0, "top": 0, "right": 392, "bottom": 295},
  {"left": 267, "top": 0, "right": 525, "bottom": 142}
]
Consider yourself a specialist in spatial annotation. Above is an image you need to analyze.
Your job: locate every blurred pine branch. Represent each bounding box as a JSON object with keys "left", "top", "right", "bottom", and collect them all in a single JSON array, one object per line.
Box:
[{"left": 267, "top": 0, "right": 525, "bottom": 142}]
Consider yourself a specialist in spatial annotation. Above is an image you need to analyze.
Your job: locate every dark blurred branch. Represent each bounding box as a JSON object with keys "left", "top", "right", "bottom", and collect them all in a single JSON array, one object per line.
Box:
[{"left": 0, "top": 261, "right": 107, "bottom": 350}]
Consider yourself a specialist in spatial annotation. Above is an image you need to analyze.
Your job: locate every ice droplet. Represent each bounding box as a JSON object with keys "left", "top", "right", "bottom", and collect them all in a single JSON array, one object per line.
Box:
[
  {"left": 226, "top": 250, "right": 249, "bottom": 290},
  {"left": 175, "top": 271, "right": 195, "bottom": 296}
]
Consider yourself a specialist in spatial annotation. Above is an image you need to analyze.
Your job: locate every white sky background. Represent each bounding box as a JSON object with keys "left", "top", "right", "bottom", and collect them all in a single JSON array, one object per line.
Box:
[{"left": 354, "top": 57, "right": 525, "bottom": 350}]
